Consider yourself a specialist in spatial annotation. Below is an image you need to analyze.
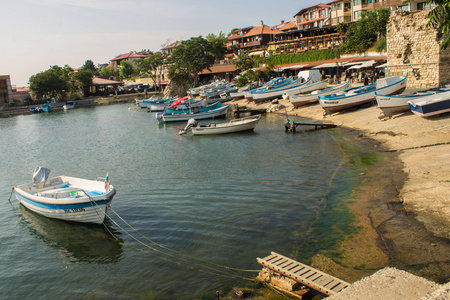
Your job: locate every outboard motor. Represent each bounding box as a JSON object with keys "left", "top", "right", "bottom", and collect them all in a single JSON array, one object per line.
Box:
[
  {"left": 32, "top": 167, "right": 51, "bottom": 188},
  {"left": 179, "top": 118, "right": 198, "bottom": 135}
]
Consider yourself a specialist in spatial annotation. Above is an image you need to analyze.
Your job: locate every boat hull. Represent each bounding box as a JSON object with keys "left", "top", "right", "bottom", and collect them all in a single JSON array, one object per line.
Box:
[
  {"left": 289, "top": 81, "right": 350, "bottom": 108},
  {"left": 157, "top": 105, "right": 230, "bottom": 123},
  {"left": 13, "top": 176, "right": 116, "bottom": 224},
  {"left": 192, "top": 116, "right": 260, "bottom": 135},
  {"left": 408, "top": 90, "right": 450, "bottom": 117},
  {"left": 319, "top": 75, "right": 407, "bottom": 115}
]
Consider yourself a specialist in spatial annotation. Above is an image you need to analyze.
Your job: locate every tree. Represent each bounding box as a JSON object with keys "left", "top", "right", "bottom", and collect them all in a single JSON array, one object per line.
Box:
[
  {"left": 137, "top": 52, "right": 166, "bottom": 91},
  {"left": 167, "top": 36, "right": 215, "bottom": 86},
  {"left": 29, "top": 65, "right": 70, "bottom": 99},
  {"left": 99, "top": 66, "right": 119, "bottom": 77},
  {"left": 119, "top": 61, "right": 134, "bottom": 78},
  {"left": 339, "top": 8, "right": 391, "bottom": 53},
  {"left": 82, "top": 59, "right": 98, "bottom": 74},
  {"left": 73, "top": 69, "right": 94, "bottom": 95},
  {"left": 206, "top": 32, "right": 227, "bottom": 61},
  {"left": 233, "top": 50, "right": 253, "bottom": 71},
  {"left": 426, "top": 0, "right": 450, "bottom": 49}
]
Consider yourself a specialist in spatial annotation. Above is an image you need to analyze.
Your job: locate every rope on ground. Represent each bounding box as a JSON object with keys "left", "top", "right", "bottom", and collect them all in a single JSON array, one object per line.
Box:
[{"left": 382, "top": 141, "right": 450, "bottom": 152}]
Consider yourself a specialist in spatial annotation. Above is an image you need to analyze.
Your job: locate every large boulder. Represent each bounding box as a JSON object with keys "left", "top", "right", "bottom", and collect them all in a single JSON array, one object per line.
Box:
[{"left": 163, "top": 76, "right": 189, "bottom": 98}]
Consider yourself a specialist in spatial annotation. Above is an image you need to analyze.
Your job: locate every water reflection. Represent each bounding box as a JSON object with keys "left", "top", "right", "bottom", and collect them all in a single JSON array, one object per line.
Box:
[{"left": 17, "top": 205, "right": 123, "bottom": 264}]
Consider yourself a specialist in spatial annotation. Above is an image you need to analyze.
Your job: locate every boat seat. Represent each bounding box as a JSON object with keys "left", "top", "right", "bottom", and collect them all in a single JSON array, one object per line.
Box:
[
  {"left": 49, "top": 177, "right": 63, "bottom": 186},
  {"left": 17, "top": 184, "right": 30, "bottom": 192}
]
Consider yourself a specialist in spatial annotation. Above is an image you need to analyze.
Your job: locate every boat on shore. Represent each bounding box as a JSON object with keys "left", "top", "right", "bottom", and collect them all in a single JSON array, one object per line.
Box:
[
  {"left": 13, "top": 167, "right": 116, "bottom": 224},
  {"left": 287, "top": 81, "right": 351, "bottom": 108},
  {"left": 318, "top": 74, "right": 407, "bottom": 115},
  {"left": 407, "top": 89, "right": 450, "bottom": 117},
  {"left": 179, "top": 115, "right": 261, "bottom": 135},
  {"left": 376, "top": 82, "right": 450, "bottom": 118}
]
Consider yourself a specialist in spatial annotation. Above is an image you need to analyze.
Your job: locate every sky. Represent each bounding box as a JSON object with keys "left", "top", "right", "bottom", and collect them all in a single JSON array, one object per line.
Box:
[{"left": 1, "top": 0, "right": 313, "bottom": 87}]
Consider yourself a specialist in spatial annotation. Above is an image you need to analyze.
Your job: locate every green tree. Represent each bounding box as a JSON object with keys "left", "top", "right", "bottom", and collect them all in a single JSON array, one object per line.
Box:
[
  {"left": 206, "top": 32, "right": 227, "bottom": 61},
  {"left": 167, "top": 36, "right": 215, "bottom": 85},
  {"left": 119, "top": 61, "right": 134, "bottom": 78},
  {"left": 29, "top": 65, "right": 69, "bottom": 99},
  {"left": 233, "top": 50, "right": 253, "bottom": 71},
  {"left": 73, "top": 69, "right": 94, "bottom": 95},
  {"left": 340, "top": 8, "right": 390, "bottom": 53},
  {"left": 426, "top": 0, "right": 450, "bottom": 49},
  {"left": 137, "top": 52, "right": 166, "bottom": 91},
  {"left": 228, "top": 28, "right": 239, "bottom": 37},
  {"left": 82, "top": 59, "right": 98, "bottom": 74},
  {"left": 99, "top": 66, "right": 119, "bottom": 77}
]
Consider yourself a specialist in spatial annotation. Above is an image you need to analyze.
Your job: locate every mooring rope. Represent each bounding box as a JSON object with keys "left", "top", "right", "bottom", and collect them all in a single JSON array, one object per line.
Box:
[{"left": 82, "top": 191, "right": 257, "bottom": 281}]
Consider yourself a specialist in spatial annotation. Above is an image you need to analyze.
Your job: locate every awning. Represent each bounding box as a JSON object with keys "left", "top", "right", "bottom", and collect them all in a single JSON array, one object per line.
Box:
[
  {"left": 347, "top": 60, "right": 376, "bottom": 70},
  {"left": 282, "top": 64, "right": 308, "bottom": 70},
  {"left": 249, "top": 51, "right": 265, "bottom": 56},
  {"left": 376, "top": 63, "right": 387, "bottom": 68},
  {"left": 342, "top": 62, "right": 363, "bottom": 66},
  {"left": 312, "top": 62, "right": 340, "bottom": 69}
]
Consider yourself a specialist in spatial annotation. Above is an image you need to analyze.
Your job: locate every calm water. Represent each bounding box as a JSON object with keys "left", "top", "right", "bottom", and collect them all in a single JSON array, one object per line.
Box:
[{"left": 0, "top": 104, "right": 364, "bottom": 299}]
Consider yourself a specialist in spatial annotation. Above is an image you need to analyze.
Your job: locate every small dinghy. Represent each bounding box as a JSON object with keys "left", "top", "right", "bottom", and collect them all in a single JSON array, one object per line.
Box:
[
  {"left": 13, "top": 167, "right": 116, "bottom": 224},
  {"left": 179, "top": 115, "right": 260, "bottom": 135}
]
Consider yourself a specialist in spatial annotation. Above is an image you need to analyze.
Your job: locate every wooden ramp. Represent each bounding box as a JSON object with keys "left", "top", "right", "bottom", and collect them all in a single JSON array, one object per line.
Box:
[
  {"left": 257, "top": 252, "right": 350, "bottom": 296},
  {"left": 285, "top": 120, "right": 337, "bottom": 132}
]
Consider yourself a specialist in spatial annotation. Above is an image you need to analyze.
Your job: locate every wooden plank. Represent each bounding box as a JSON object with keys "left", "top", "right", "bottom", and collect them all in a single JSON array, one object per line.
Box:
[{"left": 257, "top": 252, "right": 350, "bottom": 296}]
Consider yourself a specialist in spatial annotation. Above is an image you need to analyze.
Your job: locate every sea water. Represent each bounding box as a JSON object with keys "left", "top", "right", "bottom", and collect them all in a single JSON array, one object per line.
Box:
[{"left": 0, "top": 104, "right": 364, "bottom": 299}]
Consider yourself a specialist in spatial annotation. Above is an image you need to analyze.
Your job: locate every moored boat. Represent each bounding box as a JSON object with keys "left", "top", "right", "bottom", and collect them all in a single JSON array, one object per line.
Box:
[
  {"left": 287, "top": 81, "right": 351, "bottom": 108},
  {"left": 179, "top": 115, "right": 261, "bottom": 135},
  {"left": 318, "top": 74, "right": 407, "bottom": 115},
  {"left": 13, "top": 167, "right": 116, "bottom": 224},
  {"left": 407, "top": 89, "right": 450, "bottom": 117},
  {"left": 42, "top": 104, "right": 52, "bottom": 112},
  {"left": 63, "top": 101, "right": 76, "bottom": 110},
  {"left": 156, "top": 105, "right": 230, "bottom": 123}
]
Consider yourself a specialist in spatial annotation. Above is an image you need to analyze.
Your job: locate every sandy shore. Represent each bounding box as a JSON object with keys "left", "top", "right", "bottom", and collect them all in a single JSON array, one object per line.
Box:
[{"left": 232, "top": 91, "right": 450, "bottom": 290}]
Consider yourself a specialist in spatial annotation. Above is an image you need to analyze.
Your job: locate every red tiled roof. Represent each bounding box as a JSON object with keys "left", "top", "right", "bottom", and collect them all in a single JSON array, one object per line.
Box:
[
  {"left": 111, "top": 51, "right": 150, "bottom": 61},
  {"left": 161, "top": 41, "right": 183, "bottom": 50},
  {"left": 295, "top": 3, "right": 330, "bottom": 16},
  {"left": 92, "top": 77, "right": 123, "bottom": 85},
  {"left": 228, "top": 25, "right": 283, "bottom": 40},
  {"left": 280, "top": 20, "right": 297, "bottom": 31}
]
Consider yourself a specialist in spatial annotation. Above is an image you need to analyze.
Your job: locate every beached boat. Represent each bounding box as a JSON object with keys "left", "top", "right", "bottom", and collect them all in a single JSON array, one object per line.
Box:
[
  {"left": 163, "top": 101, "right": 220, "bottom": 115},
  {"left": 287, "top": 81, "right": 351, "bottom": 108},
  {"left": 156, "top": 105, "right": 230, "bottom": 123},
  {"left": 229, "top": 82, "right": 261, "bottom": 100},
  {"left": 318, "top": 74, "right": 407, "bottom": 115},
  {"left": 30, "top": 107, "right": 43, "bottom": 113},
  {"left": 376, "top": 82, "right": 450, "bottom": 117},
  {"left": 13, "top": 167, "right": 116, "bottom": 224},
  {"left": 63, "top": 101, "right": 76, "bottom": 110},
  {"left": 407, "top": 89, "right": 450, "bottom": 117},
  {"left": 179, "top": 115, "right": 261, "bottom": 135},
  {"left": 150, "top": 98, "right": 203, "bottom": 112}
]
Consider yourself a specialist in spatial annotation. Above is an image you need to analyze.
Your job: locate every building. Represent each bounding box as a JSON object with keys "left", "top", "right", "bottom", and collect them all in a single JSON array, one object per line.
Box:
[
  {"left": 0, "top": 75, "right": 13, "bottom": 105},
  {"left": 227, "top": 21, "right": 283, "bottom": 56},
  {"left": 161, "top": 41, "right": 183, "bottom": 57},
  {"left": 110, "top": 50, "right": 153, "bottom": 70}
]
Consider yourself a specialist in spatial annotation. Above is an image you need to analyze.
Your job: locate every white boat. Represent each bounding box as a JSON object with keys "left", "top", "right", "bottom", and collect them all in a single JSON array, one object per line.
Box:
[
  {"left": 318, "top": 74, "right": 407, "bottom": 115},
  {"left": 376, "top": 82, "right": 450, "bottom": 118},
  {"left": 179, "top": 115, "right": 261, "bottom": 135},
  {"left": 13, "top": 167, "right": 116, "bottom": 224},
  {"left": 156, "top": 105, "right": 230, "bottom": 123},
  {"left": 63, "top": 101, "right": 76, "bottom": 110},
  {"left": 287, "top": 81, "right": 351, "bottom": 108},
  {"left": 150, "top": 98, "right": 204, "bottom": 112},
  {"left": 408, "top": 89, "right": 450, "bottom": 117}
]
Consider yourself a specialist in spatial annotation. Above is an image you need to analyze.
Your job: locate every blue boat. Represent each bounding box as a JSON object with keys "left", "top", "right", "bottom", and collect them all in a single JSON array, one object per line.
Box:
[
  {"left": 408, "top": 88, "right": 450, "bottom": 117},
  {"left": 30, "top": 107, "right": 43, "bottom": 113},
  {"left": 42, "top": 104, "right": 52, "bottom": 112},
  {"left": 163, "top": 101, "right": 221, "bottom": 115}
]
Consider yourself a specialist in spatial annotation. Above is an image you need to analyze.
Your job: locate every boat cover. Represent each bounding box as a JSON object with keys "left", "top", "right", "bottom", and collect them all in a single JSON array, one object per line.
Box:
[{"left": 32, "top": 167, "right": 51, "bottom": 188}]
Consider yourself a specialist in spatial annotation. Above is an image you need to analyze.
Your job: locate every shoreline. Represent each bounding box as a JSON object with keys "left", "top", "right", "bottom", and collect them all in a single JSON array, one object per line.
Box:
[{"left": 231, "top": 94, "right": 450, "bottom": 284}]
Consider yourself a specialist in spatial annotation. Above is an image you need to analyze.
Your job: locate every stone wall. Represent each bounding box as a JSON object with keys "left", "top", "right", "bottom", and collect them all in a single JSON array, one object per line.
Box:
[{"left": 386, "top": 10, "right": 450, "bottom": 88}]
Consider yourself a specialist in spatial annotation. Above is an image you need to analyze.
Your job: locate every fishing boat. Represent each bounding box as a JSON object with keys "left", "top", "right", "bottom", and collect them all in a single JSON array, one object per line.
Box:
[
  {"left": 376, "top": 82, "right": 450, "bottom": 118},
  {"left": 407, "top": 89, "right": 450, "bottom": 117},
  {"left": 179, "top": 115, "right": 261, "bottom": 135},
  {"left": 42, "top": 104, "right": 52, "bottom": 112},
  {"left": 150, "top": 97, "right": 203, "bottom": 112},
  {"left": 286, "top": 81, "right": 351, "bottom": 108},
  {"left": 13, "top": 167, "right": 116, "bottom": 224},
  {"left": 163, "top": 101, "right": 220, "bottom": 115},
  {"left": 156, "top": 105, "right": 230, "bottom": 123},
  {"left": 318, "top": 74, "right": 407, "bottom": 115},
  {"left": 30, "top": 107, "right": 43, "bottom": 113},
  {"left": 63, "top": 101, "right": 76, "bottom": 110},
  {"left": 229, "top": 82, "right": 261, "bottom": 100}
]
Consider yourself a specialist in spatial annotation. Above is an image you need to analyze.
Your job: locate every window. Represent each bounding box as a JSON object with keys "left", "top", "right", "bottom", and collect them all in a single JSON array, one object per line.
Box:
[
  {"left": 338, "top": 3, "right": 343, "bottom": 9},
  {"left": 353, "top": 0, "right": 361, "bottom": 5},
  {"left": 354, "top": 10, "right": 361, "bottom": 20}
]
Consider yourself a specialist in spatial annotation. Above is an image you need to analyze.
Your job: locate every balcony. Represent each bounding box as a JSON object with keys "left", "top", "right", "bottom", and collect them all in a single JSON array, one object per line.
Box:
[
  {"left": 242, "top": 40, "right": 262, "bottom": 48},
  {"left": 373, "top": 0, "right": 404, "bottom": 9}
]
